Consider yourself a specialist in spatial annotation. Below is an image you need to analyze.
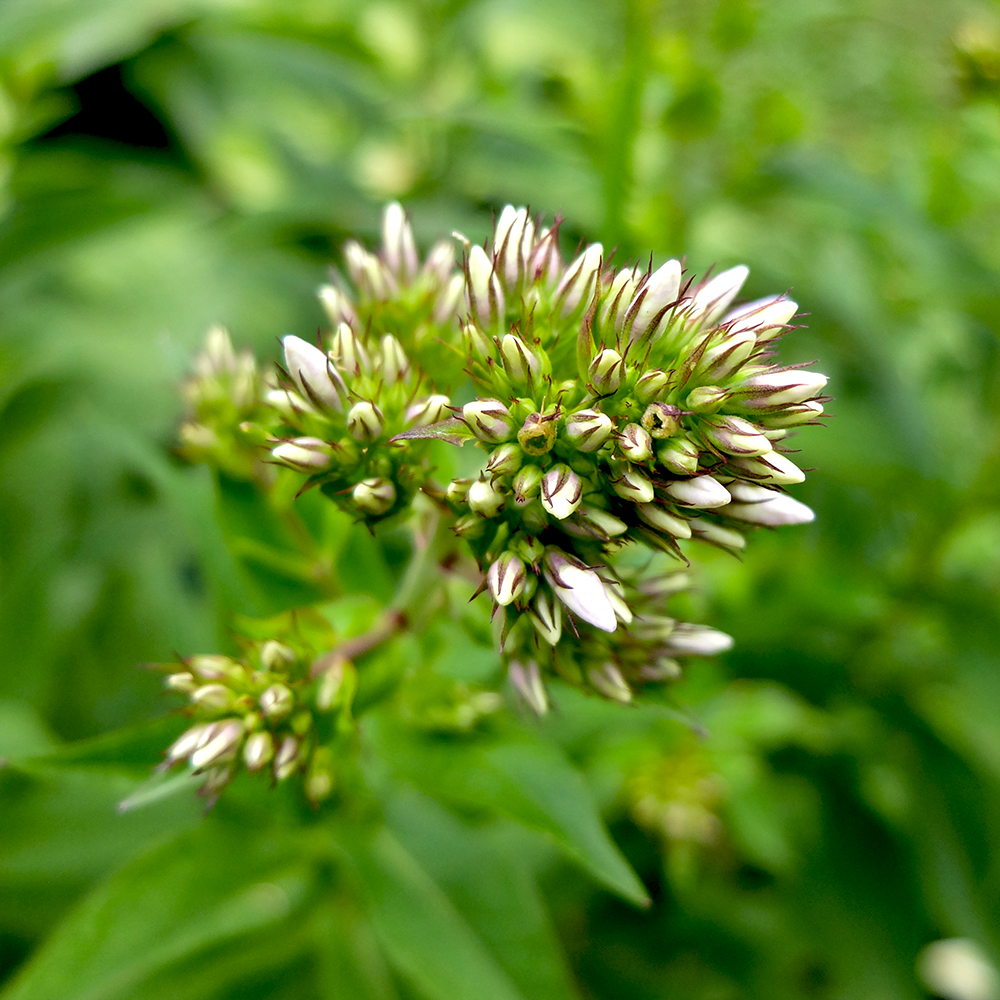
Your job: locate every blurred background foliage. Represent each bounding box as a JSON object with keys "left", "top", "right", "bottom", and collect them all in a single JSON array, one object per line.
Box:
[{"left": 2, "top": 0, "right": 1000, "bottom": 997}]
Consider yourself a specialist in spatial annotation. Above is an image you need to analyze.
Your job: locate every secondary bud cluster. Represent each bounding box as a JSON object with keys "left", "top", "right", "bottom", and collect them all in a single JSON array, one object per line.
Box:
[{"left": 157, "top": 638, "right": 356, "bottom": 808}]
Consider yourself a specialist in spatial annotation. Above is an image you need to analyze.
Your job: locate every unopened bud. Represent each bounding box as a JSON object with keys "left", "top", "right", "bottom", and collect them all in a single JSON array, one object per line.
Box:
[
  {"left": 588, "top": 349, "right": 624, "bottom": 394},
  {"left": 422, "top": 240, "right": 456, "bottom": 286},
  {"left": 467, "top": 477, "right": 506, "bottom": 517},
  {"left": 683, "top": 265, "right": 749, "bottom": 327},
  {"left": 657, "top": 436, "right": 700, "bottom": 475},
  {"left": 329, "top": 322, "right": 369, "bottom": 377},
  {"left": 641, "top": 658, "right": 682, "bottom": 681},
  {"left": 527, "top": 591, "right": 562, "bottom": 646},
  {"left": 697, "top": 327, "right": 757, "bottom": 382},
  {"left": 487, "top": 552, "right": 528, "bottom": 606},
  {"left": 446, "top": 478, "right": 473, "bottom": 504},
  {"left": 510, "top": 533, "right": 545, "bottom": 565},
  {"left": 512, "top": 464, "right": 543, "bottom": 506},
  {"left": 463, "top": 398, "right": 514, "bottom": 443},
  {"left": 273, "top": 736, "right": 300, "bottom": 781},
  {"left": 589, "top": 663, "right": 632, "bottom": 703},
  {"left": 564, "top": 409, "right": 613, "bottom": 452},
  {"left": 563, "top": 505, "right": 629, "bottom": 540},
  {"left": 435, "top": 272, "right": 466, "bottom": 324},
  {"left": 543, "top": 548, "right": 617, "bottom": 633},
  {"left": 758, "top": 401, "right": 824, "bottom": 427},
  {"left": 625, "top": 258, "right": 682, "bottom": 343},
  {"left": 735, "top": 369, "right": 829, "bottom": 409},
  {"left": 517, "top": 413, "right": 557, "bottom": 456},
  {"left": 305, "top": 747, "right": 336, "bottom": 804},
  {"left": 259, "top": 641, "right": 296, "bottom": 670},
  {"left": 243, "top": 731, "right": 274, "bottom": 772},
  {"left": 500, "top": 333, "right": 541, "bottom": 387},
  {"left": 618, "top": 423, "right": 653, "bottom": 462},
  {"left": 688, "top": 518, "right": 747, "bottom": 550},
  {"left": 353, "top": 477, "right": 397, "bottom": 515},
  {"left": 467, "top": 245, "right": 505, "bottom": 328},
  {"left": 283, "top": 335, "right": 346, "bottom": 411},
  {"left": 347, "top": 401, "right": 385, "bottom": 442},
  {"left": 540, "top": 464, "right": 583, "bottom": 520},
  {"left": 318, "top": 284, "right": 358, "bottom": 328},
  {"left": 344, "top": 240, "right": 396, "bottom": 301},
  {"left": 724, "top": 483, "right": 815, "bottom": 526},
  {"left": 664, "top": 475, "right": 731, "bottom": 508},
  {"left": 190, "top": 719, "right": 244, "bottom": 770},
  {"left": 163, "top": 722, "right": 214, "bottom": 768},
  {"left": 494, "top": 205, "right": 535, "bottom": 290},
  {"left": 452, "top": 514, "right": 486, "bottom": 538},
  {"left": 405, "top": 393, "right": 451, "bottom": 428},
  {"left": 634, "top": 369, "right": 671, "bottom": 403},
  {"left": 662, "top": 623, "right": 735, "bottom": 657},
  {"left": 272, "top": 437, "right": 335, "bottom": 472},
  {"left": 637, "top": 503, "right": 692, "bottom": 538},
  {"left": 612, "top": 466, "right": 655, "bottom": 504},
  {"left": 166, "top": 672, "right": 197, "bottom": 694},
  {"left": 381, "top": 202, "right": 418, "bottom": 282},
  {"left": 727, "top": 451, "right": 805, "bottom": 485},
  {"left": 554, "top": 243, "right": 603, "bottom": 318},
  {"left": 191, "top": 684, "right": 234, "bottom": 711},
  {"left": 686, "top": 385, "right": 729, "bottom": 412},
  {"left": 600, "top": 267, "right": 641, "bottom": 331},
  {"left": 188, "top": 655, "right": 243, "bottom": 682},
  {"left": 527, "top": 227, "right": 562, "bottom": 286},
  {"left": 723, "top": 296, "right": 798, "bottom": 342},
  {"left": 379, "top": 334, "right": 410, "bottom": 384},
  {"left": 509, "top": 659, "right": 549, "bottom": 713},
  {"left": 259, "top": 684, "right": 294, "bottom": 720},
  {"left": 701, "top": 414, "right": 771, "bottom": 457},
  {"left": 486, "top": 443, "right": 522, "bottom": 477}
]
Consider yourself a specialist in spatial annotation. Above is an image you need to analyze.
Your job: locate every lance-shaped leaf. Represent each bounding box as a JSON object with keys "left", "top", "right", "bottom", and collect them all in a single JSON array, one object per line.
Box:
[{"left": 392, "top": 417, "right": 476, "bottom": 447}]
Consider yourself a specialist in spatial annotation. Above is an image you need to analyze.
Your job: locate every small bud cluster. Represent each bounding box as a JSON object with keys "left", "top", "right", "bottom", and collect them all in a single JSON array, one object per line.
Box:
[{"left": 157, "top": 639, "right": 356, "bottom": 808}]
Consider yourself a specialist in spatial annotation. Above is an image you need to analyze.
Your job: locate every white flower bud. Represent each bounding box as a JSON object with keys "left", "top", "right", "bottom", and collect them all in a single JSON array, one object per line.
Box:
[
  {"left": 657, "top": 436, "right": 700, "bottom": 475},
  {"left": 723, "top": 296, "right": 798, "bottom": 342},
  {"left": 683, "top": 265, "right": 749, "bottom": 327},
  {"left": 463, "top": 398, "right": 514, "bottom": 443},
  {"left": 196, "top": 325, "right": 237, "bottom": 376},
  {"left": 500, "top": 333, "right": 541, "bottom": 386},
  {"left": 190, "top": 719, "right": 244, "bottom": 770},
  {"left": 266, "top": 388, "right": 317, "bottom": 419},
  {"left": 259, "top": 640, "right": 296, "bottom": 670},
  {"left": 662, "top": 623, "right": 734, "bottom": 657},
  {"left": 163, "top": 722, "right": 215, "bottom": 768},
  {"left": 727, "top": 451, "right": 805, "bottom": 485},
  {"left": 467, "top": 244, "right": 505, "bottom": 328},
  {"left": 625, "top": 258, "right": 682, "bottom": 343},
  {"left": 512, "top": 464, "right": 543, "bottom": 506},
  {"left": 724, "top": 483, "right": 815, "bottom": 526},
  {"left": 272, "top": 437, "right": 335, "bottom": 472},
  {"left": 527, "top": 227, "right": 562, "bottom": 286},
  {"left": 563, "top": 409, "right": 613, "bottom": 452},
  {"left": 188, "top": 655, "right": 243, "bottom": 682},
  {"left": 191, "top": 684, "right": 234, "bottom": 711},
  {"left": 588, "top": 348, "right": 624, "bottom": 394},
  {"left": 758, "top": 401, "right": 825, "bottom": 427},
  {"left": 273, "top": 736, "right": 300, "bottom": 781},
  {"left": 487, "top": 552, "right": 528, "bottom": 606},
  {"left": 494, "top": 205, "right": 535, "bottom": 290},
  {"left": 603, "top": 576, "right": 633, "bottom": 625},
  {"left": 259, "top": 683, "right": 294, "bottom": 720},
  {"left": 542, "top": 548, "right": 618, "bottom": 633},
  {"left": 554, "top": 243, "right": 603, "bottom": 318},
  {"left": 634, "top": 369, "right": 672, "bottom": 403},
  {"left": 600, "top": 267, "right": 641, "bottom": 331},
  {"left": 353, "top": 477, "right": 397, "bottom": 515},
  {"left": 347, "top": 401, "right": 384, "bottom": 442},
  {"left": 329, "top": 322, "right": 369, "bottom": 377},
  {"left": 381, "top": 201, "right": 418, "bottom": 282},
  {"left": 688, "top": 518, "right": 747, "bottom": 549},
  {"left": 701, "top": 415, "right": 772, "bottom": 457},
  {"left": 540, "top": 464, "right": 583, "bottom": 520},
  {"left": 589, "top": 663, "right": 632, "bottom": 703},
  {"left": 446, "top": 478, "right": 473, "bottom": 504},
  {"left": 405, "top": 393, "right": 451, "bottom": 428},
  {"left": 562, "top": 505, "right": 629, "bottom": 540},
  {"left": 686, "top": 385, "right": 729, "bottom": 411},
  {"left": 664, "top": 475, "right": 731, "bottom": 508},
  {"left": 637, "top": 503, "right": 692, "bottom": 538},
  {"left": 508, "top": 659, "right": 549, "bottom": 713},
  {"left": 486, "top": 443, "right": 522, "bottom": 477},
  {"left": 283, "top": 335, "right": 346, "bottom": 410},
  {"left": 379, "top": 334, "right": 410, "bottom": 384},
  {"left": 697, "top": 327, "right": 758, "bottom": 382},
  {"left": 423, "top": 240, "right": 456, "bottom": 286},
  {"left": 618, "top": 423, "right": 653, "bottom": 462},
  {"left": 735, "top": 369, "right": 829, "bottom": 408},
  {"left": 318, "top": 284, "right": 359, "bottom": 328},
  {"left": 612, "top": 466, "right": 655, "bottom": 504},
  {"left": 165, "top": 672, "right": 197, "bottom": 693},
  {"left": 434, "top": 272, "right": 466, "bottom": 324},
  {"left": 467, "top": 477, "right": 506, "bottom": 517},
  {"left": 344, "top": 240, "right": 396, "bottom": 300},
  {"left": 243, "top": 731, "right": 274, "bottom": 773}
]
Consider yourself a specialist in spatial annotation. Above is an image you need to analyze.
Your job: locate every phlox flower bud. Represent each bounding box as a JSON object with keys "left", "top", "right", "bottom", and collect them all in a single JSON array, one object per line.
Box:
[
  {"left": 758, "top": 401, "right": 825, "bottom": 427},
  {"left": 422, "top": 240, "right": 456, "bottom": 286},
  {"left": 467, "top": 245, "right": 505, "bottom": 328},
  {"left": 434, "top": 272, "right": 466, "bottom": 324},
  {"left": 283, "top": 335, "right": 346, "bottom": 411},
  {"left": 273, "top": 736, "right": 301, "bottom": 781},
  {"left": 662, "top": 623, "right": 734, "bottom": 657},
  {"left": 344, "top": 240, "right": 396, "bottom": 301},
  {"left": 487, "top": 552, "right": 528, "bottom": 606},
  {"left": 696, "top": 327, "right": 758, "bottom": 382},
  {"left": 564, "top": 409, "right": 613, "bottom": 452},
  {"left": 486, "top": 443, "right": 522, "bottom": 477},
  {"left": 685, "top": 385, "right": 729, "bottom": 411},
  {"left": 618, "top": 423, "right": 653, "bottom": 462},
  {"left": 624, "top": 258, "right": 681, "bottom": 344},
  {"left": 463, "top": 398, "right": 514, "bottom": 443},
  {"left": 272, "top": 437, "right": 335, "bottom": 472},
  {"left": 727, "top": 451, "right": 805, "bottom": 485},
  {"left": 494, "top": 205, "right": 535, "bottom": 290},
  {"left": 446, "top": 478, "right": 473, "bottom": 504},
  {"left": 347, "top": 401, "right": 384, "bottom": 442},
  {"left": 688, "top": 518, "right": 747, "bottom": 550},
  {"left": 612, "top": 466, "right": 655, "bottom": 504},
  {"left": 540, "top": 464, "right": 583, "bottom": 520},
  {"left": 259, "top": 640, "right": 295, "bottom": 670},
  {"left": 589, "top": 663, "right": 632, "bottom": 703},
  {"left": 259, "top": 683, "right": 294, "bottom": 720},
  {"left": 723, "top": 296, "right": 798, "bottom": 342},
  {"left": 467, "top": 477, "right": 506, "bottom": 517},
  {"left": 683, "top": 265, "right": 749, "bottom": 327},
  {"left": 243, "top": 731, "right": 274, "bottom": 773},
  {"left": 664, "top": 475, "right": 731, "bottom": 509},
  {"left": 542, "top": 548, "right": 618, "bottom": 633},
  {"left": 191, "top": 684, "right": 233, "bottom": 711},
  {"left": 188, "top": 655, "right": 243, "bottom": 682},
  {"left": 735, "top": 369, "right": 829, "bottom": 408},
  {"left": 318, "top": 284, "right": 359, "bottom": 328},
  {"left": 379, "top": 334, "right": 410, "bottom": 384},
  {"left": 166, "top": 672, "right": 197, "bottom": 693},
  {"left": 588, "top": 348, "right": 624, "bottom": 394},
  {"left": 353, "top": 477, "right": 397, "bottom": 515},
  {"left": 527, "top": 227, "right": 562, "bottom": 286},
  {"left": 657, "top": 436, "right": 700, "bottom": 475},
  {"left": 600, "top": 267, "right": 641, "bottom": 331},
  {"left": 634, "top": 369, "right": 672, "bottom": 403},
  {"left": 381, "top": 201, "right": 418, "bottom": 282},
  {"left": 266, "top": 388, "right": 317, "bottom": 419},
  {"left": 163, "top": 722, "right": 214, "bottom": 768},
  {"left": 554, "top": 243, "right": 603, "bottom": 318},
  {"left": 508, "top": 659, "right": 549, "bottom": 713},
  {"left": 500, "top": 333, "right": 541, "bottom": 387},
  {"left": 563, "top": 505, "right": 628, "bottom": 540},
  {"left": 724, "top": 483, "right": 815, "bottom": 526},
  {"left": 329, "top": 322, "right": 369, "bottom": 377},
  {"left": 512, "top": 464, "right": 543, "bottom": 506},
  {"left": 189, "top": 719, "right": 244, "bottom": 770},
  {"left": 637, "top": 503, "right": 692, "bottom": 539},
  {"left": 405, "top": 393, "right": 451, "bottom": 428},
  {"left": 700, "top": 414, "right": 772, "bottom": 457},
  {"left": 510, "top": 533, "right": 545, "bottom": 565}
]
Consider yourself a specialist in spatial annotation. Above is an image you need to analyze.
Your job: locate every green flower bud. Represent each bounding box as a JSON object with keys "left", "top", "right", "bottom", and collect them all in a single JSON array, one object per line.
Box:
[
  {"left": 273, "top": 735, "right": 301, "bottom": 781},
  {"left": 405, "top": 393, "right": 451, "bottom": 428},
  {"left": 318, "top": 284, "right": 359, "bottom": 328},
  {"left": 243, "top": 731, "right": 274, "bottom": 772},
  {"left": 282, "top": 335, "right": 346, "bottom": 411},
  {"left": 758, "top": 401, "right": 824, "bottom": 427},
  {"left": 446, "top": 478, "right": 473, "bottom": 504},
  {"left": 191, "top": 684, "right": 234, "bottom": 711},
  {"left": 467, "top": 478, "right": 506, "bottom": 517},
  {"left": 686, "top": 385, "right": 729, "bottom": 412},
  {"left": 688, "top": 518, "right": 747, "bottom": 550},
  {"left": 305, "top": 747, "right": 336, "bottom": 805},
  {"left": 509, "top": 659, "right": 549, "bottom": 713},
  {"left": 723, "top": 296, "right": 798, "bottom": 342},
  {"left": 353, "top": 477, "right": 396, "bottom": 515},
  {"left": 700, "top": 414, "right": 771, "bottom": 457},
  {"left": 588, "top": 348, "right": 624, "bottom": 394},
  {"left": 634, "top": 369, "right": 671, "bottom": 403},
  {"left": 345, "top": 240, "right": 396, "bottom": 301},
  {"left": 564, "top": 409, "right": 613, "bottom": 452},
  {"left": 657, "top": 436, "right": 700, "bottom": 475},
  {"left": 527, "top": 592, "right": 562, "bottom": 647},
  {"left": 189, "top": 720, "right": 244, "bottom": 770},
  {"left": 618, "top": 423, "right": 653, "bottom": 462},
  {"left": 612, "top": 466, "right": 655, "bottom": 504},
  {"left": 696, "top": 327, "right": 757, "bottom": 382},
  {"left": 464, "top": 399, "right": 514, "bottom": 443},
  {"left": 624, "top": 258, "right": 682, "bottom": 344},
  {"left": 588, "top": 663, "right": 632, "bottom": 703},
  {"left": 554, "top": 243, "right": 603, "bottom": 318},
  {"left": 727, "top": 451, "right": 805, "bottom": 485},
  {"left": 381, "top": 201, "right": 418, "bottom": 283},
  {"left": 637, "top": 503, "right": 692, "bottom": 539},
  {"left": 329, "top": 321, "right": 369, "bottom": 377},
  {"left": 188, "top": 655, "right": 244, "bottom": 682},
  {"left": 462, "top": 321, "right": 493, "bottom": 362},
  {"left": 510, "top": 533, "right": 545, "bottom": 565},
  {"left": 735, "top": 369, "right": 829, "bottom": 409},
  {"left": 467, "top": 244, "right": 505, "bottom": 329},
  {"left": 662, "top": 623, "right": 735, "bottom": 656},
  {"left": 272, "top": 437, "right": 335, "bottom": 472},
  {"left": 379, "top": 334, "right": 410, "bottom": 384},
  {"left": 452, "top": 514, "right": 486, "bottom": 539},
  {"left": 259, "top": 683, "right": 294, "bottom": 720},
  {"left": 500, "top": 333, "right": 541, "bottom": 388},
  {"left": 563, "top": 505, "right": 629, "bottom": 540},
  {"left": 494, "top": 205, "right": 535, "bottom": 290},
  {"left": 259, "top": 641, "right": 296, "bottom": 670},
  {"left": 486, "top": 443, "right": 523, "bottom": 477},
  {"left": 166, "top": 672, "right": 197, "bottom": 694},
  {"left": 520, "top": 499, "right": 550, "bottom": 533},
  {"left": 347, "top": 401, "right": 384, "bottom": 442},
  {"left": 512, "top": 464, "right": 543, "bottom": 506}
]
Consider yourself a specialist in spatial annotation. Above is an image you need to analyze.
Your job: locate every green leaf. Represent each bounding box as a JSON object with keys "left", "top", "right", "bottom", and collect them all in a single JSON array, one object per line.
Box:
[
  {"left": 346, "top": 829, "right": 529, "bottom": 1000},
  {"left": 0, "top": 822, "right": 312, "bottom": 1000},
  {"left": 391, "top": 417, "right": 475, "bottom": 447}
]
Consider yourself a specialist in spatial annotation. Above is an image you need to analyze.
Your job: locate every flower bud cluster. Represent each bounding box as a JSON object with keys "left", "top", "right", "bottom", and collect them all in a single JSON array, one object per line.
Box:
[
  {"left": 157, "top": 639, "right": 356, "bottom": 808},
  {"left": 437, "top": 206, "right": 826, "bottom": 706}
]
